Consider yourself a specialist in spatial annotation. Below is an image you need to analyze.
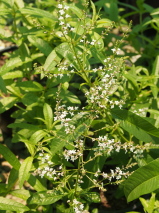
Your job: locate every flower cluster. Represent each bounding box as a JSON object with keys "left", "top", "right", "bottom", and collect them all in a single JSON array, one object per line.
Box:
[
  {"left": 54, "top": 105, "right": 79, "bottom": 134},
  {"left": 64, "top": 138, "right": 84, "bottom": 162},
  {"left": 35, "top": 152, "right": 63, "bottom": 180},
  {"left": 64, "top": 149, "right": 82, "bottom": 162},
  {"left": 101, "top": 166, "right": 131, "bottom": 182},
  {"left": 68, "top": 199, "right": 86, "bottom": 213},
  {"left": 57, "top": 3, "right": 75, "bottom": 36},
  {"left": 85, "top": 58, "right": 125, "bottom": 110},
  {"left": 95, "top": 135, "right": 149, "bottom": 158}
]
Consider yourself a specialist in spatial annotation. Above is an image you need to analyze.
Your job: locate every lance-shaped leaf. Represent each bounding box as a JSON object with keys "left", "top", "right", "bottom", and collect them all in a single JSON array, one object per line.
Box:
[
  {"left": 0, "top": 197, "right": 29, "bottom": 211},
  {"left": 124, "top": 158, "right": 159, "bottom": 202},
  {"left": 19, "top": 156, "right": 33, "bottom": 188},
  {"left": 28, "top": 190, "right": 66, "bottom": 205},
  {"left": 43, "top": 103, "right": 53, "bottom": 130},
  {"left": 0, "top": 144, "right": 20, "bottom": 170},
  {"left": 111, "top": 109, "right": 159, "bottom": 143},
  {"left": 28, "top": 36, "right": 52, "bottom": 56},
  {"left": 20, "top": 7, "right": 57, "bottom": 21}
]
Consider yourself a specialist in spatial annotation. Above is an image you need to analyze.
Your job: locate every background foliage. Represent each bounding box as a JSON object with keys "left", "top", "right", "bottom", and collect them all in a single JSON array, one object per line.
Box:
[{"left": 0, "top": 0, "right": 159, "bottom": 212}]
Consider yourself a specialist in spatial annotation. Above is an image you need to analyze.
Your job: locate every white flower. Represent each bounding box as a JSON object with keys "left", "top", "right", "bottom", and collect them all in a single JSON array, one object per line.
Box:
[
  {"left": 64, "top": 5, "right": 69, "bottom": 10},
  {"left": 59, "top": 16, "right": 64, "bottom": 20},
  {"left": 65, "top": 14, "right": 70, "bottom": 18},
  {"left": 57, "top": 4, "right": 63, "bottom": 8},
  {"left": 59, "top": 9, "right": 65, "bottom": 15},
  {"left": 59, "top": 21, "right": 64, "bottom": 25}
]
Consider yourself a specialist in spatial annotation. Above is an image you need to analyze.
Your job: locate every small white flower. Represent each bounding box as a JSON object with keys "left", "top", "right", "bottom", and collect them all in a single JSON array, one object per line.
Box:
[
  {"left": 57, "top": 4, "right": 63, "bottom": 8},
  {"left": 59, "top": 16, "right": 64, "bottom": 20},
  {"left": 64, "top": 5, "right": 69, "bottom": 10},
  {"left": 65, "top": 14, "right": 70, "bottom": 18},
  {"left": 59, "top": 9, "right": 65, "bottom": 15},
  {"left": 59, "top": 21, "right": 64, "bottom": 25}
]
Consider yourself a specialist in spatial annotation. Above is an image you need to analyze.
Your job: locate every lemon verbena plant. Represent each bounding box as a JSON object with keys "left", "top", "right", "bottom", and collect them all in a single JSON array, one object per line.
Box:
[{"left": 0, "top": 0, "right": 159, "bottom": 212}]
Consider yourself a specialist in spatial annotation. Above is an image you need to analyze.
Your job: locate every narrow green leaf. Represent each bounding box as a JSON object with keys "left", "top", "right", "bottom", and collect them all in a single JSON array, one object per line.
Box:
[
  {"left": 0, "top": 57, "right": 22, "bottom": 76},
  {"left": 16, "top": 81, "right": 44, "bottom": 91},
  {"left": 151, "top": 55, "right": 159, "bottom": 98},
  {"left": 0, "top": 144, "right": 20, "bottom": 170},
  {"left": 69, "top": 4, "right": 83, "bottom": 18},
  {"left": 10, "top": 189, "right": 31, "bottom": 201},
  {"left": 124, "top": 158, "right": 159, "bottom": 202},
  {"left": 2, "top": 71, "right": 23, "bottom": 79},
  {"left": 28, "top": 36, "right": 52, "bottom": 56},
  {"left": 30, "top": 130, "right": 47, "bottom": 144},
  {"left": 0, "top": 76, "right": 7, "bottom": 93},
  {"left": 0, "top": 183, "right": 8, "bottom": 194},
  {"left": 28, "top": 190, "right": 65, "bottom": 205},
  {"left": 55, "top": 42, "right": 80, "bottom": 70},
  {"left": 8, "top": 123, "right": 40, "bottom": 131},
  {"left": 20, "top": 7, "right": 57, "bottom": 21},
  {"left": 109, "top": 0, "right": 118, "bottom": 22},
  {"left": 19, "top": 156, "right": 33, "bottom": 188},
  {"left": 44, "top": 50, "right": 61, "bottom": 71},
  {"left": 50, "top": 128, "right": 66, "bottom": 155},
  {"left": 139, "top": 193, "right": 156, "bottom": 213},
  {"left": 96, "top": 18, "right": 112, "bottom": 28},
  {"left": 151, "top": 8, "right": 159, "bottom": 16},
  {"left": 28, "top": 174, "right": 46, "bottom": 191},
  {"left": 112, "top": 109, "right": 159, "bottom": 139},
  {"left": 43, "top": 103, "right": 53, "bottom": 130},
  {"left": 119, "top": 119, "right": 157, "bottom": 143},
  {"left": 0, "top": 96, "right": 18, "bottom": 113},
  {"left": 0, "top": 197, "right": 29, "bottom": 211},
  {"left": 7, "top": 168, "right": 19, "bottom": 191},
  {"left": 91, "top": 1, "right": 97, "bottom": 23},
  {"left": 0, "top": 8, "right": 11, "bottom": 15},
  {"left": 60, "top": 89, "right": 81, "bottom": 104}
]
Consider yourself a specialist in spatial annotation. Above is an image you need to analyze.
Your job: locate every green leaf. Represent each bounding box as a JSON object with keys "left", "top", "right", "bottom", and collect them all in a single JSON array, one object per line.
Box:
[
  {"left": 0, "top": 8, "right": 11, "bottom": 15},
  {"left": 96, "top": 18, "right": 112, "bottom": 28},
  {"left": 28, "top": 190, "right": 65, "bottom": 205},
  {"left": 50, "top": 128, "right": 67, "bottom": 155},
  {"left": 43, "top": 103, "right": 53, "bottom": 130},
  {"left": 69, "top": 4, "right": 83, "bottom": 18},
  {"left": 0, "top": 183, "right": 8, "bottom": 194},
  {"left": 55, "top": 42, "right": 80, "bottom": 70},
  {"left": 111, "top": 109, "right": 159, "bottom": 142},
  {"left": 19, "top": 156, "right": 33, "bottom": 188},
  {"left": 91, "top": 0, "right": 97, "bottom": 23},
  {"left": 82, "top": 192, "right": 100, "bottom": 203},
  {"left": 0, "top": 57, "right": 23, "bottom": 76},
  {"left": 16, "top": 81, "right": 44, "bottom": 91},
  {"left": 124, "top": 158, "right": 159, "bottom": 202},
  {"left": 30, "top": 130, "right": 47, "bottom": 144},
  {"left": 0, "top": 144, "right": 20, "bottom": 170},
  {"left": 151, "top": 8, "right": 159, "bottom": 16},
  {"left": 109, "top": 0, "right": 118, "bottom": 22},
  {"left": 20, "top": 7, "right": 57, "bottom": 21},
  {"left": 0, "top": 76, "right": 7, "bottom": 93},
  {"left": 10, "top": 189, "right": 31, "bottom": 201},
  {"left": 139, "top": 193, "right": 156, "bottom": 213},
  {"left": 8, "top": 123, "right": 40, "bottom": 131},
  {"left": 28, "top": 36, "right": 52, "bottom": 56},
  {"left": 28, "top": 174, "right": 46, "bottom": 191},
  {"left": 0, "top": 96, "right": 18, "bottom": 113},
  {"left": 2, "top": 71, "right": 23, "bottom": 79},
  {"left": 7, "top": 168, "right": 19, "bottom": 191},
  {"left": 60, "top": 89, "right": 81, "bottom": 104},
  {"left": 44, "top": 50, "right": 61, "bottom": 71},
  {"left": 151, "top": 55, "right": 159, "bottom": 98},
  {"left": 0, "top": 197, "right": 29, "bottom": 211}
]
